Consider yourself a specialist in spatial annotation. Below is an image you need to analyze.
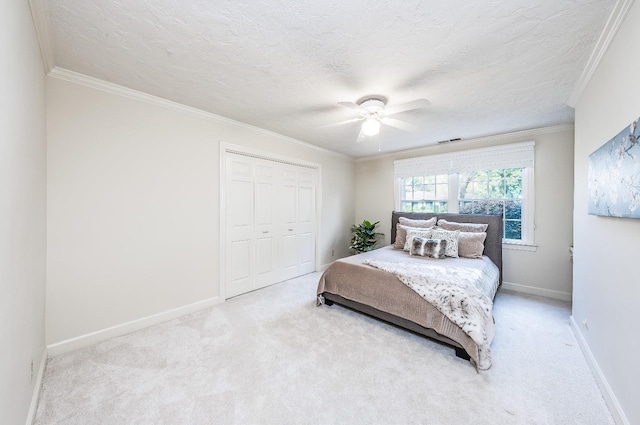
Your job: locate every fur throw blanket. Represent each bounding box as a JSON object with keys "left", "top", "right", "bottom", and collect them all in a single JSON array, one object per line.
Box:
[{"left": 363, "top": 259, "right": 495, "bottom": 370}]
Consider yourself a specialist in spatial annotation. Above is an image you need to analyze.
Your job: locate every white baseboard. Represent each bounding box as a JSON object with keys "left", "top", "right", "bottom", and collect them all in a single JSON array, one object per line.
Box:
[
  {"left": 47, "top": 296, "right": 222, "bottom": 356},
  {"left": 570, "top": 316, "right": 629, "bottom": 425},
  {"left": 501, "top": 281, "right": 572, "bottom": 302},
  {"left": 25, "top": 347, "right": 47, "bottom": 425}
]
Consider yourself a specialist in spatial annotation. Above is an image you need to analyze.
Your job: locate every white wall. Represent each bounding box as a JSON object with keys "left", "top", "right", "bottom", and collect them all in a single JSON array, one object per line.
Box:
[
  {"left": 355, "top": 126, "right": 575, "bottom": 300},
  {"left": 573, "top": 1, "right": 640, "bottom": 423},
  {"left": 46, "top": 75, "right": 355, "bottom": 346},
  {"left": 0, "top": 1, "right": 47, "bottom": 424}
]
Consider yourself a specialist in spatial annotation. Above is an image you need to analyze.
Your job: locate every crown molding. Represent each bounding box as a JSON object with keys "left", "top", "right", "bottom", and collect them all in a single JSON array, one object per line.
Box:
[
  {"left": 47, "top": 67, "right": 353, "bottom": 161},
  {"left": 567, "top": 0, "right": 636, "bottom": 107},
  {"left": 355, "top": 123, "right": 574, "bottom": 163},
  {"left": 28, "top": 0, "right": 54, "bottom": 73}
]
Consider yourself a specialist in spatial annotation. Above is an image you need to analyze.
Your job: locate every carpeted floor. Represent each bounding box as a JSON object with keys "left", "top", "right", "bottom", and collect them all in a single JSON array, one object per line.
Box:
[{"left": 34, "top": 272, "right": 614, "bottom": 425}]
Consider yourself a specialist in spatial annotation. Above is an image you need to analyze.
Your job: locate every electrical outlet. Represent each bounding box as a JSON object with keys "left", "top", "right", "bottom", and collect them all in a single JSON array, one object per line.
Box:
[
  {"left": 30, "top": 359, "right": 34, "bottom": 383},
  {"left": 331, "top": 249, "right": 335, "bottom": 257}
]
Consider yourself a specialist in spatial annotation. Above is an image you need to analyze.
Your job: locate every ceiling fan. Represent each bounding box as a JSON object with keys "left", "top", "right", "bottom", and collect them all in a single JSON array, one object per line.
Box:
[{"left": 323, "top": 96, "right": 431, "bottom": 142}]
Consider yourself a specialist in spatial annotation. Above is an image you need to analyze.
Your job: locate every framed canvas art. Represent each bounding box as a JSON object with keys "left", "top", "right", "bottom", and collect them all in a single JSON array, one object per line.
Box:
[{"left": 588, "top": 117, "right": 640, "bottom": 217}]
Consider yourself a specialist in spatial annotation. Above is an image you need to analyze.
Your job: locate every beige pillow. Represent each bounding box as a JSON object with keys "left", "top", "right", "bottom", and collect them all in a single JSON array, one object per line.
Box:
[
  {"left": 393, "top": 224, "right": 433, "bottom": 249},
  {"left": 398, "top": 216, "right": 437, "bottom": 228},
  {"left": 403, "top": 229, "right": 434, "bottom": 251},
  {"left": 430, "top": 229, "right": 460, "bottom": 257},
  {"left": 458, "top": 231, "right": 487, "bottom": 258},
  {"left": 437, "top": 218, "right": 488, "bottom": 233}
]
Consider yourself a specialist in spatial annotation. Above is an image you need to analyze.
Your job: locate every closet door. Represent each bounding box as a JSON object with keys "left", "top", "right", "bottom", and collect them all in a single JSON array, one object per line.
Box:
[
  {"left": 253, "top": 159, "right": 277, "bottom": 289},
  {"left": 225, "top": 154, "right": 254, "bottom": 298},
  {"left": 279, "top": 166, "right": 299, "bottom": 281},
  {"left": 297, "top": 169, "right": 316, "bottom": 275},
  {"left": 224, "top": 152, "right": 318, "bottom": 298}
]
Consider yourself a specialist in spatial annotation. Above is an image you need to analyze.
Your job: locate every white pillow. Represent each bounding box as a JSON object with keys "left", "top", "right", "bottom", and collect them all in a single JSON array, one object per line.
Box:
[{"left": 430, "top": 229, "right": 460, "bottom": 257}]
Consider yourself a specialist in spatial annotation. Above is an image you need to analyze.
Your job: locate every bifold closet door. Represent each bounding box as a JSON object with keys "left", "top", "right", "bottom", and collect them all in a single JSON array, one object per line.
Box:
[
  {"left": 225, "top": 154, "right": 255, "bottom": 298},
  {"left": 279, "top": 166, "right": 299, "bottom": 281},
  {"left": 253, "top": 159, "right": 278, "bottom": 289},
  {"left": 224, "top": 152, "right": 317, "bottom": 299},
  {"left": 297, "top": 169, "right": 316, "bottom": 275},
  {"left": 277, "top": 165, "right": 317, "bottom": 280}
]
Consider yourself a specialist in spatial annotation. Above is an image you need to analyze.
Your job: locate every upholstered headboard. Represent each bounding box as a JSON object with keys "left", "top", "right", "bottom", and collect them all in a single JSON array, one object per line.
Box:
[{"left": 391, "top": 211, "right": 503, "bottom": 284}]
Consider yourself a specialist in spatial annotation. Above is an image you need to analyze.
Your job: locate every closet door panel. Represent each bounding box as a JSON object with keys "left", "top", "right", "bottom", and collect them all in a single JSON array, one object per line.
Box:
[
  {"left": 299, "top": 186, "right": 313, "bottom": 223},
  {"left": 231, "top": 180, "right": 253, "bottom": 231},
  {"left": 281, "top": 185, "right": 297, "bottom": 225},
  {"left": 229, "top": 239, "right": 253, "bottom": 297},
  {"left": 281, "top": 233, "right": 298, "bottom": 280},
  {"left": 255, "top": 237, "right": 274, "bottom": 275},
  {"left": 298, "top": 232, "right": 314, "bottom": 274},
  {"left": 278, "top": 166, "right": 299, "bottom": 280},
  {"left": 225, "top": 154, "right": 254, "bottom": 298},
  {"left": 254, "top": 159, "right": 277, "bottom": 288},
  {"left": 298, "top": 171, "right": 316, "bottom": 275}
]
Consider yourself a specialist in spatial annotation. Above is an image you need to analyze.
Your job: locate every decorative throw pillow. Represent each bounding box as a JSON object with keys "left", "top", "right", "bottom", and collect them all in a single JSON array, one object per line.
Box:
[
  {"left": 409, "top": 236, "right": 427, "bottom": 256},
  {"left": 430, "top": 228, "right": 460, "bottom": 257},
  {"left": 404, "top": 229, "right": 433, "bottom": 251},
  {"left": 393, "top": 224, "right": 434, "bottom": 249},
  {"left": 436, "top": 219, "right": 488, "bottom": 233},
  {"left": 458, "top": 231, "right": 487, "bottom": 258},
  {"left": 425, "top": 238, "right": 447, "bottom": 259},
  {"left": 399, "top": 216, "right": 437, "bottom": 228},
  {"left": 410, "top": 237, "right": 447, "bottom": 259}
]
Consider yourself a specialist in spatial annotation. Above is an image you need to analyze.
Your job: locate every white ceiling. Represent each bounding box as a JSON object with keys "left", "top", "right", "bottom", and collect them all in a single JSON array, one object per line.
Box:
[{"left": 44, "top": 0, "right": 615, "bottom": 158}]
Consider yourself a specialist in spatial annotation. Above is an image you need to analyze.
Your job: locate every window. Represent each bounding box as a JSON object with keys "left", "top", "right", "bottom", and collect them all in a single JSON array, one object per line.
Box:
[
  {"left": 400, "top": 174, "right": 449, "bottom": 213},
  {"left": 458, "top": 168, "right": 524, "bottom": 240},
  {"left": 394, "top": 142, "right": 535, "bottom": 245}
]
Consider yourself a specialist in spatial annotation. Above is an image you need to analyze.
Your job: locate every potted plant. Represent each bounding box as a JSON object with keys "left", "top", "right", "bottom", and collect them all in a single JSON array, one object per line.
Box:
[{"left": 350, "top": 220, "right": 384, "bottom": 254}]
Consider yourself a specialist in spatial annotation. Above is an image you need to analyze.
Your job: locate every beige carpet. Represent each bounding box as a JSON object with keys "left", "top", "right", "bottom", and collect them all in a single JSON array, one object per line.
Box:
[{"left": 35, "top": 272, "right": 614, "bottom": 424}]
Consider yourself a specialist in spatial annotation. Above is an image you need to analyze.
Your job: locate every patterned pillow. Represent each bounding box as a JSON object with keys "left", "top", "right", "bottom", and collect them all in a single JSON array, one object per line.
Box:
[
  {"left": 430, "top": 229, "right": 460, "bottom": 257},
  {"left": 393, "top": 224, "right": 434, "bottom": 249},
  {"left": 410, "top": 237, "right": 447, "bottom": 259},
  {"left": 404, "top": 229, "right": 433, "bottom": 251},
  {"left": 436, "top": 219, "right": 488, "bottom": 233},
  {"left": 399, "top": 216, "right": 437, "bottom": 228},
  {"left": 458, "top": 231, "right": 487, "bottom": 258}
]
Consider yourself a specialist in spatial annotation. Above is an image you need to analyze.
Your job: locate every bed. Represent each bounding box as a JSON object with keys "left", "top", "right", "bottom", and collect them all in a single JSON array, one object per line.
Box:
[{"left": 317, "top": 212, "right": 503, "bottom": 370}]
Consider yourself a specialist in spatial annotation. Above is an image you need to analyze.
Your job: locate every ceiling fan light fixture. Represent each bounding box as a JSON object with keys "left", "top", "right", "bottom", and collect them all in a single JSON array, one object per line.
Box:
[{"left": 362, "top": 117, "right": 381, "bottom": 136}]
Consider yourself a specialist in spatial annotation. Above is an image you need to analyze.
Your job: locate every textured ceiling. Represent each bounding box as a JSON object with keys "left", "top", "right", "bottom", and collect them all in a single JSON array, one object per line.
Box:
[{"left": 45, "top": 0, "right": 615, "bottom": 158}]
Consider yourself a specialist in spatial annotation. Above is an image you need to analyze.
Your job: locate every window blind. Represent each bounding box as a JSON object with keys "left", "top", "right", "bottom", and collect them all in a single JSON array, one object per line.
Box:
[{"left": 394, "top": 141, "right": 535, "bottom": 178}]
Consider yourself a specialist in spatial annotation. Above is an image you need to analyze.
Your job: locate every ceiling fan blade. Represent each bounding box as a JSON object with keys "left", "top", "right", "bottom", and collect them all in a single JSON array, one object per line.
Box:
[
  {"left": 381, "top": 117, "right": 417, "bottom": 132},
  {"left": 385, "top": 98, "right": 431, "bottom": 115},
  {"left": 356, "top": 127, "right": 366, "bottom": 143},
  {"left": 317, "top": 117, "right": 364, "bottom": 129},
  {"left": 338, "top": 101, "right": 365, "bottom": 113}
]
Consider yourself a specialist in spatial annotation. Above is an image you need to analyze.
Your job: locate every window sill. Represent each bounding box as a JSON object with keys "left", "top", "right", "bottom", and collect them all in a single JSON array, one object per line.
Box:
[{"left": 502, "top": 242, "right": 537, "bottom": 252}]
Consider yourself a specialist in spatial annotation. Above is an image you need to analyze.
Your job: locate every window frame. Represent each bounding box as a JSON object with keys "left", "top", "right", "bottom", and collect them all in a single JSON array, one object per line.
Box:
[
  {"left": 398, "top": 174, "right": 450, "bottom": 214},
  {"left": 394, "top": 142, "right": 536, "bottom": 246}
]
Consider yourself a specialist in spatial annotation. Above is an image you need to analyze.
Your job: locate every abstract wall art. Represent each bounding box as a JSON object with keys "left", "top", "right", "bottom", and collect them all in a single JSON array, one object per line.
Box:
[{"left": 588, "top": 117, "right": 640, "bottom": 218}]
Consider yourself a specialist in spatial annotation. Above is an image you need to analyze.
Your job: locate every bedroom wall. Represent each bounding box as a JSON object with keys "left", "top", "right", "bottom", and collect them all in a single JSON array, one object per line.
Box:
[
  {"left": 46, "top": 75, "right": 355, "bottom": 347},
  {"left": 354, "top": 126, "right": 575, "bottom": 300},
  {"left": 573, "top": 1, "right": 640, "bottom": 423},
  {"left": 0, "top": 1, "right": 47, "bottom": 424}
]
